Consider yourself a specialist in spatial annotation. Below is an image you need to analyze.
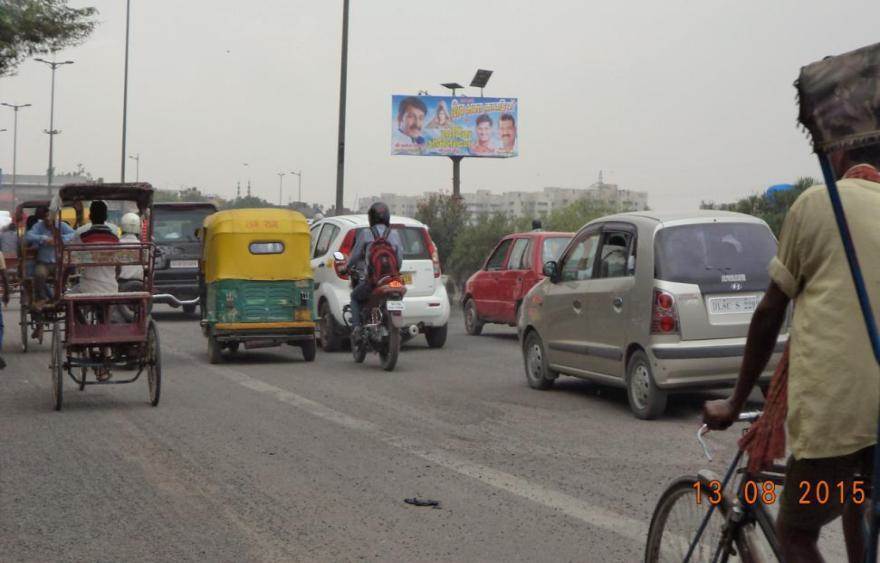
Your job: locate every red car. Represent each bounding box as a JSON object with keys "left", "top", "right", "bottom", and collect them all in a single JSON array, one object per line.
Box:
[{"left": 463, "top": 231, "right": 573, "bottom": 334}]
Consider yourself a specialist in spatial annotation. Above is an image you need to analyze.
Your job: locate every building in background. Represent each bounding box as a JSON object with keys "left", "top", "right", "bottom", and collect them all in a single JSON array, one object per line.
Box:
[
  {"left": 0, "top": 172, "right": 92, "bottom": 211},
  {"left": 357, "top": 180, "right": 648, "bottom": 220}
]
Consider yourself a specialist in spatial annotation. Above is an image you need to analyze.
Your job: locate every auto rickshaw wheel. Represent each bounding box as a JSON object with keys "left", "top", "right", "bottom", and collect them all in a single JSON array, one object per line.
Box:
[
  {"left": 147, "top": 319, "right": 162, "bottom": 407},
  {"left": 227, "top": 341, "right": 240, "bottom": 355},
  {"left": 207, "top": 334, "right": 223, "bottom": 364},
  {"left": 183, "top": 304, "right": 197, "bottom": 315},
  {"left": 51, "top": 321, "right": 63, "bottom": 411},
  {"left": 301, "top": 337, "right": 317, "bottom": 362}
]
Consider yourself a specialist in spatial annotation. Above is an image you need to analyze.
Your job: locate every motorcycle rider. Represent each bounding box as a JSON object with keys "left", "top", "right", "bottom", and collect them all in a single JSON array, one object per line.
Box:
[{"left": 342, "top": 202, "right": 403, "bottom": 342}]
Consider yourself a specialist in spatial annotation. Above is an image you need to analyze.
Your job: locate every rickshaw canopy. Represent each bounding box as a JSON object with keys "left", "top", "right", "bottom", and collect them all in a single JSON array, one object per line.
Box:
[
  {"left": 201, "top": 208, "right": 312, "bottom": 283},
  {"left": 57, "top": 182, "right": 155, "bottom": 213}
]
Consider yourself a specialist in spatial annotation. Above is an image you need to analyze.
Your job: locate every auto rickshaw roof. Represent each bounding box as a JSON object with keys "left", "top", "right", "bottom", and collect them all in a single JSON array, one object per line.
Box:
[
  {"left": 58, "top": 182, "right": 154, "bottom": 211},
  {"left": 203, "top": 208, "right": 309, "bottom": 235}
]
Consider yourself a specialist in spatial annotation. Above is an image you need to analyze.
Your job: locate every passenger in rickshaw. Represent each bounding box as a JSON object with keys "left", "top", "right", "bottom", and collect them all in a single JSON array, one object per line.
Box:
[
  {"left": 117, "top": 212, "right": 144, "bottom": 292},
  {"left": 25, "top": 206, "right": 75, "bottom": 309},
  {"left": 69, "top": 201, "right": 119, "bottom": 295}
]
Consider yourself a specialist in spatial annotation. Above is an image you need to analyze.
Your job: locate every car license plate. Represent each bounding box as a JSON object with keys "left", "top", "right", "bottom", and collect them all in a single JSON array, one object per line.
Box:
[
  {"left": 386, "top": 300, "right": 404, "bottom": 311},
  {"left": 708, "top": 295, "right": 759, "bottom": 314},
  {"left": 401, "top": 272, "right": 413, "bottom": 285},
  {"left": 170, "top": 260, "right": 198, "bottom": 269}
]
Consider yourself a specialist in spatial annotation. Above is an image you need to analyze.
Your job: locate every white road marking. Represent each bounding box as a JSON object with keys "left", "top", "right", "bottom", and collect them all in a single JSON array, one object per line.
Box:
[{"left": 174, "top": 346, "right": 649, "bottom": 543}]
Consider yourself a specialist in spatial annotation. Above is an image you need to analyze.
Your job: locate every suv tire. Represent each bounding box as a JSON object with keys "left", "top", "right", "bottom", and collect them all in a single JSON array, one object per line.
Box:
[
  {"left": 424, "top": 325, "right": 447, "bottom": 348},
  {"left": 319, "top": 301, "right": 343, "bottom": 352},
  {"left": 523, "top": 331, "right": 556, "bottom": 390},
  {"left": 626, "top": 350, "right": 667, "bottom": 420},
  {"left": 464, "top": 299, "right": 484, "bottom": 336}
]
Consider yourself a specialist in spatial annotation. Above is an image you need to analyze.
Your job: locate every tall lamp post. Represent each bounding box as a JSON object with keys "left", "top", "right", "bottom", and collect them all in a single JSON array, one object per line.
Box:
[
  {"left": 34, "top": 58, "right": 74, "bottom": 193},
  {"left": 120, "top": 0, "right": 132, "bottom": 182},
  {"left": 334, "top": 0, "right": 350, "bottom": 214},
  {"left": 277, "top": 172, "right": 286, "bottom": 205},
  {"left": 129, "top": 153, "right": 140, "bottom": 181},
  {"left": 1, "top": 102, "right": 32, "bottom": 205},
  {"left": 290, "top": 170, "right": 302, "bottom": 202}
]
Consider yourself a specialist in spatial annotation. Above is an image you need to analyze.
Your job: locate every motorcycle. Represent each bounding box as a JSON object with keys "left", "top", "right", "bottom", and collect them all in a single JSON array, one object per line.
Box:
[{"left": 333, "top": 251, "right": 406, "bottom": 371}]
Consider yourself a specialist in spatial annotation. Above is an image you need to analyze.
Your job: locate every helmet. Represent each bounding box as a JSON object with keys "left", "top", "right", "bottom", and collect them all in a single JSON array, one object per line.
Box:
[
  {"left": 121, "top": 212, "right": 141, "bottom": 235},
  {"left": 367, "top": 202, "right": 391, "bottom": 227}
]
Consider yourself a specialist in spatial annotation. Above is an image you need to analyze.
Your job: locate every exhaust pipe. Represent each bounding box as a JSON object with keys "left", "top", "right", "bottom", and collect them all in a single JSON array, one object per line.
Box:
[
  {"left": 152, "top": 294, "right": 200, "bottom": 309},
  {"left": 407, "top": 325, "right": 420, "bottom": 337}
]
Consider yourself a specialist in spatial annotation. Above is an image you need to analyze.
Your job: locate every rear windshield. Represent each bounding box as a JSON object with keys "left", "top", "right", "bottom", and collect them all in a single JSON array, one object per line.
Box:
[
  {"left": 154, "top": 207, "right": 214, "bottom": 243},
  {"left": 355, "top": 226, "right": 431, "bottom": 260},
  {"left": 542, "top": 237, "right": 572, "bottom": 263},
  {"left": 654, "top": 223, "right": 776, "bottom": 293}
]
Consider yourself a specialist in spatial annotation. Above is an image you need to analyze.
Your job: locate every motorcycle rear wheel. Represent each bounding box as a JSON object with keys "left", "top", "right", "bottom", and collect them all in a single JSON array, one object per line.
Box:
[{"left": 379, "top": 313, "right": 400, "bottom": 371}]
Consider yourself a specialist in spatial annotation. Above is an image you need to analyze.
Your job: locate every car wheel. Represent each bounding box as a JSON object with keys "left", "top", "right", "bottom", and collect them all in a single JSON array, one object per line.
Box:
[
  {"left": 424, "top": 324, "right": 447, "bottom": 348},
  {"left": 464, "top": 299, "right": 483, "bottom": 336},
  {"left": 319, "top": 300, "right": 342, "bottom": 352},
  {"left": 626, "top": 350, "right": 667, "bottom": 420},
  {"left": 523, "top": 331, "right": 556, "bottom": 390}
]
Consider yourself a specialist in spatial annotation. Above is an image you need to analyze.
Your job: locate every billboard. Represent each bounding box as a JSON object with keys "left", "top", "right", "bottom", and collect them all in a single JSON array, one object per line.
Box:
[{"left": 391, "top": 95, "right": 518, "bottom": 158}]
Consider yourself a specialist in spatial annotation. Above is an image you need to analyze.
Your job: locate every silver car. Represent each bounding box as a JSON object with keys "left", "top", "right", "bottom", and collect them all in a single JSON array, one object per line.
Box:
[{"left": 518, "top": 211, "right": 786, "bottom": 419}]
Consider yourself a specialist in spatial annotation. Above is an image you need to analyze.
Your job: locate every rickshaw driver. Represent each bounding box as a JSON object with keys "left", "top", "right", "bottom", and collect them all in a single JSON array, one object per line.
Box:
[
  {"left": 340, "top": 202, "right": 403, "bottom": 341},
  {"left": 25, "top": 206, "right": 75, "bottom": 309}
]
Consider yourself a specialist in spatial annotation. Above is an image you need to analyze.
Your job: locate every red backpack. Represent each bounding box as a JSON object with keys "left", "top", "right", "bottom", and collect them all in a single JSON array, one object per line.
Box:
[{"left": 367, "top": 225, "right": 400, "bottom": 285}]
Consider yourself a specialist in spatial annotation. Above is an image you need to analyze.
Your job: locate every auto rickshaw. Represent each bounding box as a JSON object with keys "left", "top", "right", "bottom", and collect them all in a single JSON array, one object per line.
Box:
[{"left": 199, "top": 208, "right": 316, "bottom": 363}]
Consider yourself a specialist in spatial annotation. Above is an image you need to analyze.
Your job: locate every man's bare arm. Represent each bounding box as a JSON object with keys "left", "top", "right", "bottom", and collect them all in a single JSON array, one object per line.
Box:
[{"left": 703, "top": 282, "right": 790, "bottom": 428}]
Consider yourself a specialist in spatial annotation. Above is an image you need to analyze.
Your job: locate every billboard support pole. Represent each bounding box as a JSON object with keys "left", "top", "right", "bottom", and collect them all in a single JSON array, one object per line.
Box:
[
  {"left": 334, "top": 0, "right": 350, "bottom": 215},
  {"left": 450, "top": 156, "right": 463, "bottom": 198}
]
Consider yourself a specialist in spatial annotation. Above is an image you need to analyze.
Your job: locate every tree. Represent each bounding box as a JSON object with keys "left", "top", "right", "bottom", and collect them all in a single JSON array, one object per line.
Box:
[
  {"left": 222, "top": 195, "right": 275, "bottom": 209},
  {"left": 701, "top": 177, "right": 816, "bottom": 236},
  {"left": 0, "top": 1, "right": 98, "bottom": 76},
  {"left": 415, "top": 193, "right": 467, "bottom": 269},
  {"left": 446, "top": 212, "right": 515, "bottom": 288},
  {"left": 542, "top": 198, "right": 630, "bottom": 233}
]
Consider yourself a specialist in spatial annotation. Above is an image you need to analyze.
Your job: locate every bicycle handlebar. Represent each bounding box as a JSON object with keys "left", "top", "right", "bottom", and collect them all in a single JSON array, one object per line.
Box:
[{"left": 697, "top": 411, "right": 763, "bottom": 461}]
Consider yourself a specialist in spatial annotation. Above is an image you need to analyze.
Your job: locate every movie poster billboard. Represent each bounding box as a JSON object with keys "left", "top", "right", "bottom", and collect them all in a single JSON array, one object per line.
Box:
[{"left": 391, "top": 95, "right": 518, "bottom": 158}]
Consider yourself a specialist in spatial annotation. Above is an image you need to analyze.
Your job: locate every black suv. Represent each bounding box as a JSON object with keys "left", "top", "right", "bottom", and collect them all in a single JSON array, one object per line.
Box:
[{"left": 152, "top": 202, "right": 217, "bottom": 314}]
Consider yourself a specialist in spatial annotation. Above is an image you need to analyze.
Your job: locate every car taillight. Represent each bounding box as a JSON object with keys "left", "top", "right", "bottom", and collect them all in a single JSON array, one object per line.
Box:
[
  {"left": 335, "top": 230, "right": 358, "bottom": 280},
  {"left": 422, "top": 229, "right": 441, "bottom": 278},
  {"left": 651, "top": 289, "right": 679, "bottom": 334}
]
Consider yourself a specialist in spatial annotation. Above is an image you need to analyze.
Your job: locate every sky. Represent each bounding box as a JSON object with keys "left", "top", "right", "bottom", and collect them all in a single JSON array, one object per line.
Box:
[{"left": 0, "top": 0, "right": 878, "bottom": 212}]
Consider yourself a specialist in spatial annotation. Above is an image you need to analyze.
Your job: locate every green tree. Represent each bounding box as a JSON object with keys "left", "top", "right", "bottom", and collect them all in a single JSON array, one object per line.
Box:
[
  {"left": 222, "top": 195, "right": 275, "bottom": 209},
  {"left": 415, "top": 193, "right": 467, "bottom": 269},
  {"left": 543, "top": 198, "right": 631, "bottom": 232},
  {"left": 701, "top": 177, "right": 816, "bottom": 236},
  {"left": 446, "top": 212, "right": 515, "bottom": 288},
  {"left": 0, "top": 0, "right": 98, "bottom": 76}
]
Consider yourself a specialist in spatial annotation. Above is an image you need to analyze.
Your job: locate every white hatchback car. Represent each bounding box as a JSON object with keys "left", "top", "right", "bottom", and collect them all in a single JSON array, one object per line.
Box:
[{"left": 309, "top": 215, "right": 450, "bottom": 351}]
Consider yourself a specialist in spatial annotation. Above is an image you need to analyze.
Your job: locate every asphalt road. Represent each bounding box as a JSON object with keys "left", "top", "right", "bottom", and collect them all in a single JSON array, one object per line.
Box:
[{"left": 0, "top": 300, "right": 847, "bottom": 562}]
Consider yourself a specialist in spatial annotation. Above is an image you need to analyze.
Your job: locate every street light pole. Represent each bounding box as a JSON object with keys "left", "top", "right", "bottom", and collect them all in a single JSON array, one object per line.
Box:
[
  {"left": 1, "top": 102, "right": 32, "bottom": 205},
  {"left": 34, "top": 58, "right": 74, "bottom": 193},
  {"left": 129, "top": 153, "right": 140, "bottom": 181},
  {"left": 290, "top": 170, "right": 302, "bottom": 202},
  {"left": 121, "top": 0, "right": 132, "bottom": 182},
  {"left": 277, "top": 172, "right": 285, "bottom": 205},
  {"left": 334, "top": 0, "right": 350, "bottom": 214}
]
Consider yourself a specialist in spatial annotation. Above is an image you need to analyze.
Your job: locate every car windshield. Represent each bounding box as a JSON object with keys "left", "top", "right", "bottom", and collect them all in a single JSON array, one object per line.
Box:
[
  {"left": 542, "top": 236, "right": 571, "bottom": 263},
  {"left": 355, "top": 226, "right": 431, "bottom": 260},
  {"left": 654, "top": 222, "right": 776, "bottom": 293},
  {"left": 154, "top": 207, "right": 214, "bottom": 243}
]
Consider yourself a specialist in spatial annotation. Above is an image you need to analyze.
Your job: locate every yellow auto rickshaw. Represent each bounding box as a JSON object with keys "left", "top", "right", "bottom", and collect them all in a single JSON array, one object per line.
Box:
[{"left": 199, "top": 208, "right": 317, "bottom": 363}]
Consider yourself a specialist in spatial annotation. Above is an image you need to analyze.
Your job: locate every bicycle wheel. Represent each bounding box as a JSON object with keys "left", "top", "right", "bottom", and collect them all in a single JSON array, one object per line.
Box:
[{"left": 645, "top": 476, "right": 744, "bottom": 562}]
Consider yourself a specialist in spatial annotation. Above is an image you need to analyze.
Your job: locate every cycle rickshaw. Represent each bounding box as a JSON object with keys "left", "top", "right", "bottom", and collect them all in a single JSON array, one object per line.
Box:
[
  {"left": 15, "top": 199, "right": 54, "bottom": 352},
  {"left": 47, "top": 183, "right": 161, "bottom": 410}
]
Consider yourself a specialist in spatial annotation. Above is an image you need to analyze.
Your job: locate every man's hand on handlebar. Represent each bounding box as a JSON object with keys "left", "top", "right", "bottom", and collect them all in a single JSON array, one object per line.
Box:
[{"left": 702, "top": 398, "right": 738, "bottom": 430}]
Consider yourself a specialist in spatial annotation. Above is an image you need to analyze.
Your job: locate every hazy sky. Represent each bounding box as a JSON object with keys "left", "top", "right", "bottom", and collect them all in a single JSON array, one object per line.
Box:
[{"left": 0, "top": 0, "right": 878, "bottom": 211}]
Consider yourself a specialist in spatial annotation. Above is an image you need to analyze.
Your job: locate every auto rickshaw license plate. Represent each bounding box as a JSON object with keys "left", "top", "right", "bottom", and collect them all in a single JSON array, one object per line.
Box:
[
  {"left": 401, "top": 272, "right": 413, "bottom": 285},
  {"left": 170, "top": 260, "right": 198, "bottom": 269}
]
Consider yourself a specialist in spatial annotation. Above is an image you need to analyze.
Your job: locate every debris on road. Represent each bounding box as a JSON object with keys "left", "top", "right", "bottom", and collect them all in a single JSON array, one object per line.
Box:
[{"left": 404, "top": 497, "right": 441, "bottom": 509}]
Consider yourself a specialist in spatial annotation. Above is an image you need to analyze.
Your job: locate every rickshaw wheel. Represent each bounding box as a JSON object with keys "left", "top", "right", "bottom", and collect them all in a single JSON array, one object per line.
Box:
[
  {"left": 207, "top": 334, "right": 223, "bottom": 364},
  {"left": 51, "top": 321, "right": 63, "bottom": 411},
  {"left": 301, "top": 337, "right": 317, "bottom": 362},
  {"left": 20, "top": 304, "right": 28, "bottom": 353},
  {"left": 147, "top": 320, "right": 162, "bottom": 407}
]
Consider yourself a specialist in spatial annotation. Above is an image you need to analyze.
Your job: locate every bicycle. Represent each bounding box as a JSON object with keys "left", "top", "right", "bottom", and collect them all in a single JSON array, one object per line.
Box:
[{"left": 645, "top": 411, "right": 785, "bottom": 562}]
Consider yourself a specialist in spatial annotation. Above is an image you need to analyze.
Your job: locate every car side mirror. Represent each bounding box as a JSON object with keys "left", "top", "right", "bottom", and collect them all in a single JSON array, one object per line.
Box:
[
  {"left": 542, "top": 260, "right": 559, "bottom": 282},
  {"left": 333, "top": 251, "right": 345, "bottom": 262}
]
